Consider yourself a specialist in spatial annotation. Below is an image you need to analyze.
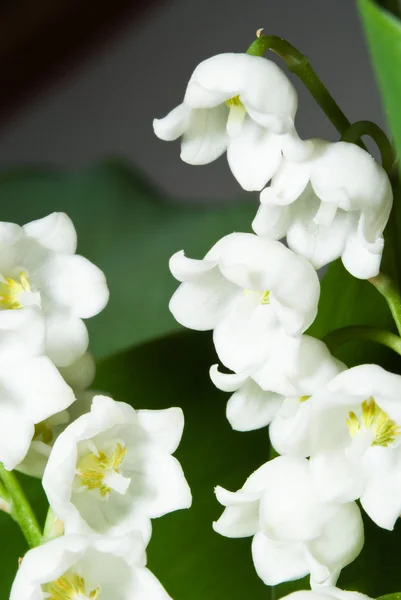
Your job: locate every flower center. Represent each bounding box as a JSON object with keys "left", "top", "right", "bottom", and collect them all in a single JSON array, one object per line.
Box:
[
  {"left": 244, "top": 289, "right": 270, "bottom": 305},
  {"left": 76, "top": 442, "right": 130, "bottom": 497},
  {"left": 346, "top": 397, "right": 401, "bottom": 447},
  {"left": 0, "top": 272, "right": 33, "bottom": 310},
  {"left": 299, "top": 395, "right": 310, "bottom": 403},
  {"left": 45, "top": 572, "right": 100, "bottom": 600},
  {"left": 225, "top": 94, "right": 246, "bottom": 137}
]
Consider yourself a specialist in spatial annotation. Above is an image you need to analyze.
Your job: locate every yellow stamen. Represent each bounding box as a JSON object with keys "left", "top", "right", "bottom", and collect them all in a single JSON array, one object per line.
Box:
[
  {"left": 346, "top": 397, "right": 401, "bottom": 447},
  {"left": 0, "top": 272, "right": 31, "bottom": 310},
  {"left": 299, "top": 395, "right": 310, "bottom": 403},
  {"left": 46, "top": 572, "right": 100, "bottom": 600},
  {"left": 225, "top": 94, "right": 244, "bottom": 108},
  {"left": 77, "top": 443, "right": 127, "bottom": 497},
  {"left": 244, "top": 289, "right": 270, "bottom": 305}
]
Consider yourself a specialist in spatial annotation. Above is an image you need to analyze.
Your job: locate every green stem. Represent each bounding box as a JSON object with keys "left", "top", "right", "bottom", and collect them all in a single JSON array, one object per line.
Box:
[
  {"left": 0, "top": 464, "right": 42, "bottom": 548},
  {"left": 247, "top": 34, "right": 352, "bottom": 137},
  {"left": 369, "top": 273, "right": 401, "bottom": 337},
  {"left": 341, "top": 120, "right": 396, "bottom": 174},
  {"left": 324, "top": 325, "right": 401, "bottom": 356}
]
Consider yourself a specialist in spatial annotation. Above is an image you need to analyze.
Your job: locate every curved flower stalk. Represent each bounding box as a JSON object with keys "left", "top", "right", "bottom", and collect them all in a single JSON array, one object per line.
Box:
[
  {"left": 272, "top": 364, "right": 401, "bottom": 531},
  {"left": 253, "top": 140, "right": 393, "bottom": 279},
  {"left": 10, "top": 532, "right": 172, "bottom": 600},
  {"left": 43, "top": 395, "right": 192, "bottom": 540},
  {"left": 210, "top": 335, "right": 345, "bottom": 431},
  {"left": 0, "top": 212, "right": 109, "bottom": 367},
  {"left": 154, "top": 53, "right": 312, "bottom": 191},
  {"left": 170, "top": 232, "right": 320, "bottom": 373},
  {"left": 214, "top": 456, "right": 364, "bottom": 587},
  {"left": 16, "top": 352, "right": 97, "bottom": 479},
  {"left": 0, "top": 308, "right": 75, "bottom": 471}
]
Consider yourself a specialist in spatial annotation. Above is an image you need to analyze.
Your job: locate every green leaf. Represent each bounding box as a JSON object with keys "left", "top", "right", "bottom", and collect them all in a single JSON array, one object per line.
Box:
[
  {"left": 358, "top": 0, "right": 401, "bottom": 166},
  {"left": 0, "top": 161, "right": 255, "bottom": 359},
  {"left": 377, "top": 594, "right": 401, "bottom": 600},
  {"left": 308, "top": 260, "right": 399, "bottom": 368}
]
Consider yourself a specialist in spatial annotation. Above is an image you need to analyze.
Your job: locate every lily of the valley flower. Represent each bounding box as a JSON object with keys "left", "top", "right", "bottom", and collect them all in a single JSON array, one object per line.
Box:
[
  {"left": 154, "top": 53, "right": 311, "bottom": 191},
  {"left": 0, "top": 212, "right": 109, "bottom": 367},
  {"left": 214, "top": 456, "right": 364, "bottom": 587},
  {"left": 170, "top": 233, "right": 320, "bottom": 373},
  {"left": 17, "top": 353, "right": 97, "bottom": 479},
  {"left": 10, "top": 533, "right": 172, "bottom": 600},
  {"left": 210, "top": 335, "right": 344, "bottom": 431},
  {"left": 0, "top": 308, "right": 75, "bottom": 471},
  {"left": 281, "top": 364, "right": 401, "bottom": 531},
  {"left": 253, "top": 141, "right": 393, "bottom": 279},
  {"left": 280, "top": 588, "right": 371, "bottom": 600},
  {"left": 43, "top": 395, "right": 192, "bottom": 540}
]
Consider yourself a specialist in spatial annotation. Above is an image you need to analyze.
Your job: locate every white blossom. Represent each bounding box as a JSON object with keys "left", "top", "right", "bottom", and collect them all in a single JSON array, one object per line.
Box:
[
  {"left": 0, "top": 212, "right": 109, "bottom": 367},
  {"left": 10, "top": 532, "right": 172, "bottom": 600},
  {"left": 170, "top": 233, "right": 320, "bottom": 373},
  {"left": 253, "top": 141, "right": 393, "bottom": 279},
  {"left": 280, "top": 588, "right": 371, "bottom": 600},
  {"left": 43, "top": 395, "right": 192, "bottom": 540},
  {"left": 154, "top": 53, "right": 311, "bottom": 191},
  {"left": 282, "top": 364, "right": 401, "bottom": 531},
  {"left": 210, "top": 335, "right": 344, "bottom": 432},
  {"left": 213, "top": 456, "right": 364, "bottom": 587},
  {"left": 0, "top": 308, "right": 75, "bottom": 471},
  {"left": 17, "top": 353, "right": 97, "bottom": 479}
]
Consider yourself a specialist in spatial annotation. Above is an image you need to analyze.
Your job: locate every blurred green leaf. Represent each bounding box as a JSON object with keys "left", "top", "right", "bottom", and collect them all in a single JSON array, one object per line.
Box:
[
  {"left": 359, "top": 0, "right": 401, "bottom": 167},
  {"left": 0, "top": 161, "right": 255, "bottom": 359},
  {"left": 378, "top": 594, "right": 401, "bottom": 600},
  {"left": 308, "top": 260, "right": 400, "bottom": 369}
]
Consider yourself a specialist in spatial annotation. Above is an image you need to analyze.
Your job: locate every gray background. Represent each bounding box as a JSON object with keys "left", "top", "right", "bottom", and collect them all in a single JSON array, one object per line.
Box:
[{"left": 0, "top": 0, "right": 385, "bottom": 200}]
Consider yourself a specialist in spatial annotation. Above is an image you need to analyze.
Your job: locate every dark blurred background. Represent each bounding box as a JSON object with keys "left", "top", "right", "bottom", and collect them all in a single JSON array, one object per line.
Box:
[{"left": 0, "top": 0, "right": 386, "bottom": 200}]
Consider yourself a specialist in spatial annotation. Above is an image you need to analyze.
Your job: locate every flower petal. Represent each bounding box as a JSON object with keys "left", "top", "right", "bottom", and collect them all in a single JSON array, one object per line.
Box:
[
  {"left": 37, "top": 254, "right": 109, "bottom": 319},
  {"left": 252, "top": 202, "right": 291, "bottom": 239},
  {"left": 23, "top": 213, "right": 77, "bottom": 255},
  {"left": 226, "top": 119, "right": 282, "bottom": 191},
  {"left": 169, "top": 269, "right": 238, "bottom": 331},
  {"left": 252, "top": 531, "right": 309, "bottom": 585},
  {"left": 136, "top": 407, "right": 184, "bottom": 454},
  {"left": 226, "top": 379, "right": 282, "bottom": 431},
  {"left": 306, "top": 502, "right": 364, "bottom": 580},
  {"left": 209, "top": 364, "right": 249, "bottom": 392},
  {"left": 169, "top": 250, "right": 217, "bottom": 283},
  {"left": 153, "top": 103, "right": 191, "bottom": 141},
  {"left": 45, "top": 314, "right": 89, "bottom": 367},
  {"left": 181, "top": 106, "right": 228, "bottom": 164},
  {"left": 341, "top": 230, "right": 383, "bottom": 279}
]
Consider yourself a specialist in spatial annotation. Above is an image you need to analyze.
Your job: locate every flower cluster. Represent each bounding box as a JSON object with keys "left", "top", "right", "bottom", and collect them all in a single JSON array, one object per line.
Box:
[
  {"left": 156, "top": 50, "right": 396, "bottom": 593},
  {"left": 9, "top": 214, "right": 192, "bottom": 599}
]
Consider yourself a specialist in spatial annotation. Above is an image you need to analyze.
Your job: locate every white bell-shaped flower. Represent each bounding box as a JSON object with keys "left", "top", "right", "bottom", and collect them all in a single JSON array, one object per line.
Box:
[
  {"left": 43, "top": 395, "right": 192, "bottom": 541},
  {"left": 154, "top": 53, "right": 311, "bottom": 191},
  {"left": 280, "top": 364, "right": 401, "bottom": 531},
  {"left": 0, "top": 212, "right": 109, "bottom": 367},
  {"left": 280, "top": 588, "right": 371, "bottom": 600},
  {"left": 253, "top": 141, "right": 393, "bottom": 279},
  {"left": 0, "top": 308, "right": 75, "bottom": 471},
  {"left": 10, "top": 532, "right": 172, "bottom": 600},
  {"left": 210, "top": 335, "right": 344, "bottom": 432},
  {"left": 213, "top": 456, "right": 364, "bottom": 587},
  {"left": 170, "top": 232, "right": 320, "bottom": 373},
  {"left": 16, "top": 353, "right": 97, "bottom": 479}
]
